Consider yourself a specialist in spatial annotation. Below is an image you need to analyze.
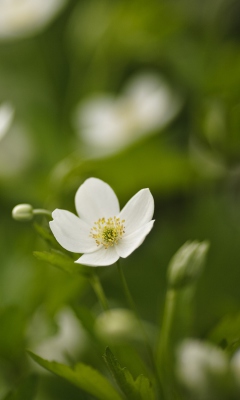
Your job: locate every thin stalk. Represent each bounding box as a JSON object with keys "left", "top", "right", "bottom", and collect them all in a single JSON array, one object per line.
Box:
[
  {"left": 157, "top": 288, "right": 177, "bottom": 364},
  {"left": 157, "top": 288, "right": 178, "bottom": 400},
  {"left": 117, "top": 261, "right": 164, "bottom": 397},
  {"left": 117, "top": 261, "right": 138, "bottom": 315},
  {"left": 33, "top": 209, "right": 52, "bottom": 218},
  {"left": 89, "top": 272, "right": 109, "bottom": 312}
]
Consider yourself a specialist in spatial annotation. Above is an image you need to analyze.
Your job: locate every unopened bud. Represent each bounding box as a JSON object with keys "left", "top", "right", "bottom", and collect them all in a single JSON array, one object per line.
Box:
[
  {"left": 12, "top": 204, "right": 33, "bottom": 221},
  {"left": 95, "top": 308, "right": 141, "bottom": 343},
  {"left": 168, "top": 240, "right": 209, "bottom": 289}
]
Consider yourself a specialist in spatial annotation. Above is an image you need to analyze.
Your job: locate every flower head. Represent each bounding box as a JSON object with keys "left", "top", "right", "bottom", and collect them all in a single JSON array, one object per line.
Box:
[
  {"left": 73, "top": 72, "right": 182, "bottom": 155},
  {"left": 176, "top": 339, "right": 230, "bottom": 400},
  {"left": 49, "top": 178, "right": 154, "bottom": 266}
]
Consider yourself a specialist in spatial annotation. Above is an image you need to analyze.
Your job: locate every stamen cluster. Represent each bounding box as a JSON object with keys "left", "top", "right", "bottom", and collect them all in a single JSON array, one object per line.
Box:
[{"left": 90, "top": 216, "right": 125, "bottom": 248}]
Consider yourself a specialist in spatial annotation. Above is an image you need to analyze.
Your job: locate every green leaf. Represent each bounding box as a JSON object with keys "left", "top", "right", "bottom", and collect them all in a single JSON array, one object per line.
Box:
[
  {"left": 50, "top": 134, "right": 200, "bottom": 202},
  {"left": 134, "top": 375, "right": 155, "bottom": 400},
  {"left": 28, "top": 351, "right": 123, "bottom": 400},
  {"left": 3, "top": 375, "right": 38, "bottom": 400},
  {"left": 73, "top": 305, "right": 97, "bottom": 339},
  {"left": 103, "top": 347, "right": 155, "bottom": 400},
  {"left": 0, "top": 306, "right": 26, "bottom": 360},
  {"left": 208, "top": 312, "right": 240, "bottom": 355},
  {"left": 33, "top": 223, "right": 61, "bottom": 248},
  {"left": 33, "top": 250, "right": 91, "bottom": 277}
]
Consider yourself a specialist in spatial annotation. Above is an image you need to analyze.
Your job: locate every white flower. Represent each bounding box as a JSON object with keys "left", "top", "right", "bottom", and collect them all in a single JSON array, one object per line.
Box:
[
  {"left": 176, "top": 339, "right": 229, "bottom": 399},
  {"left": 50, "top": 177, "right": 154, "bottom": 267},
  {"left": 0, "top": 102, "right": 14, "bottom": 141},
  {"left": 0, "top": 103, "right": 33, "bottom": 179},
  {"left": 73, "top": 72, "right": 182, "bottom": 155},
  {"left": 0, "top": 121, "right": 33, "bottom": 178},
  {"left": 28, "top": 307, "right": 86, "bottom": 364},
  {"left": 231, "top": 350, "right": 240, "bottom": 384},
  {"left": 0, "top": 0, "right": 67, "bottom": 40}
]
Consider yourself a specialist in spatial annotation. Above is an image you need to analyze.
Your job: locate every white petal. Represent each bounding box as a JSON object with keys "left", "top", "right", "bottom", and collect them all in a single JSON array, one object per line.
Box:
[
  {"left": 75, "top": 95, "right": 127, "bottom": 148},
  {"left": 118, "top": 189, "right": 154, "bottom": 235},
  {"left": 75, "top": 178, "right": 120, "bottom": 225},
  {"left": 116, "top": 220, "right": 155, "bottom": 258},
  {"left": 76, "top": 246, "right": 119, "bottom": 267},
  {"left": 0, "top": 103, "right": 14, "bottom": 141},
  {"left": 49, "top": 209, "right": 98, "bottom": 253},
  {"left": 0, "top": 0, "right": 67, "bottom": 39}
]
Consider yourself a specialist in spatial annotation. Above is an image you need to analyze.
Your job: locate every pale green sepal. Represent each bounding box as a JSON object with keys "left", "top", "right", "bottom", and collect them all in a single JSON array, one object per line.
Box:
[
  {"left": 167, "top": 240, "right": 210, "bottom": 289},
  {"left": 28, "top": 351, "right": 123, "bottom": 400},
  {"left": 103, "top": 347, "right": 155, "bottom": 400},
  {"left": 33, "top": 250, "right": 91, "bottom": 277}
]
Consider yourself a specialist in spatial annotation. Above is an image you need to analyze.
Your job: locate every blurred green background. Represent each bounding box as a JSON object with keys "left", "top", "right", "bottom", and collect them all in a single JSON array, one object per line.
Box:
[{"left": 1, "top": 0, "right": 240, "bottom": 398}]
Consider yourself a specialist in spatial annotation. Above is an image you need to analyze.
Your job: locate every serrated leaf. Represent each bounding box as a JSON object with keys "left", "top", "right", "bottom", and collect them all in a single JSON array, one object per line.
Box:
[
  {"left": 103, "top": 347, "right": 155, "bottom": 400},
  {"left": 3, "top": 375, "right": 38, "bottom": 400},
  {"left": 134, "top": 375, "right": 155, "bottom": 400},
  {"left": 33, "top": 250, "right": 90, "bottom": 277},
  {"left": 28, "top": 351, "right": 123, "bottom": 400}
]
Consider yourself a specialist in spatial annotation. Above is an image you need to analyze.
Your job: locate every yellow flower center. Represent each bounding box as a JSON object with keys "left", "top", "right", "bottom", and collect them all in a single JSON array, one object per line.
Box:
[{"left": 90, "top": 217, "right": 125, "bottom": 248}]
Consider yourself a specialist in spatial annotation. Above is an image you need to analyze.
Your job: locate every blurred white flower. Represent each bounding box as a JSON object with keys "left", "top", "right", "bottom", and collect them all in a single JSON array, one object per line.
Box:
[
  {"left": 176, "top": 339, "right": 229, "bottom": 399},
  {"left": 0, "top": 0, "right": 67, "bottom": 40},
  {"left": 73, "top": 73, "right": 182, "bottom": 155},
  {"left": 50, "top": 177, "right": 154, "bottom": 267},
  {"left": 231, "top": 350, "right": 240, "bottom": 385},
  {"left": 29, "top": 307, "right": 85, "bottom": 364},
  {"left": 0, "top": 122, "right": 33, "bottom": 178},
  {"left": 0, "top": 103, "right": 14, "bottom": 141}
]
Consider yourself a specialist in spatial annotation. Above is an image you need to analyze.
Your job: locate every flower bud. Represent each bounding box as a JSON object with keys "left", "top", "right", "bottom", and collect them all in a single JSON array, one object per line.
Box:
[
  {"left": 12, "top": 203, "right": 33, "bottom": 221},
  {"left": 95, "top": 308, "right": 142, "bottom": 343},
  {"left": 167, "top": 240, "right": 209, "bottom": 289}
]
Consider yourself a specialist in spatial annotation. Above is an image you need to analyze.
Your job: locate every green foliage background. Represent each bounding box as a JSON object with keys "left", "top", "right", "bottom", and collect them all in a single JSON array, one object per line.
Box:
[{"left": 1, "top": 0, "right": 240, "bottom": 398}]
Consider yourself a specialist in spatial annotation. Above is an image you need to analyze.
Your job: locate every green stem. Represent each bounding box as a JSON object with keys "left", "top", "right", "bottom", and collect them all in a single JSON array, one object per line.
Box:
[
  {"left": 89, "top": 272, "right": 109, "bottom": 312},
  {"left": 117, "top": 261, "right": 164, "bottom": 397},
  {"left": 33, "top": 209, "right": 52, "bottom": 218},
  {"left": 117, "top": 261, "right": 138, "bottom": 315},
  {"left": 157, "top": 288, "right": 178, "bottom": 400},
  {"left": 158, "top": 289, "right": 177, "bottom": 363}
]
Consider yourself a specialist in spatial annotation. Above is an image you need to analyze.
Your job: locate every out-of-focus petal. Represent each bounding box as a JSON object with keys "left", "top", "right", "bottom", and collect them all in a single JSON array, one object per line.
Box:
[
  {"left": 0, "top": 103, "right": 14, "bottom": 141},
  {"left": 0, "top": 0, "right": 67, "bottom": 40}
]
